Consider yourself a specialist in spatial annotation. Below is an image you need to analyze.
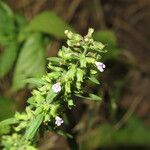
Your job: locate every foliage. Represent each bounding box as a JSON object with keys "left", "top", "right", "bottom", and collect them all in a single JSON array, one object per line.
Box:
[
  {"left": 0, "top": 1, "right": 20, "bottom": 78},
  {"left": 12, "top": 33, "right": 46, "bottom": 90},
  {"left": 0, "top": 96, "right": 16, "bottom": 121},
  {"left": 28, "top": 11, "right": 74, "bottom": 39},
  {"left": 0, "top": 29, "right": 106, "bottom": 149},
  {"left": 0, "top": 1, "right": 74, "bottom": 91},
  {"left": 94, "top": 30, "right": 119, "bottom": 60}
]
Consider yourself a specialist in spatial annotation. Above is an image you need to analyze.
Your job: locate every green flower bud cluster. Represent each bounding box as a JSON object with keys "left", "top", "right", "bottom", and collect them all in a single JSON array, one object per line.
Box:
[
  {"left": 0, "top": 28, "right": 106, "bottom": 149},
  {"left": 2, "top": 133, "right": 36, "bottom": 150}
]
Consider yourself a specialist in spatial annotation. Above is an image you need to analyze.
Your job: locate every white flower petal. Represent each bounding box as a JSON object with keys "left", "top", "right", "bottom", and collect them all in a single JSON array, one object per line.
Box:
[
  {"left": 55, "top": 116, "right": 64, "bottom": 126},
  {"left": 95, "top": 62, "right": 106, "bottom": 72},
  {"left": 52, "top": 83, "right": 61, "bottom": 93}
]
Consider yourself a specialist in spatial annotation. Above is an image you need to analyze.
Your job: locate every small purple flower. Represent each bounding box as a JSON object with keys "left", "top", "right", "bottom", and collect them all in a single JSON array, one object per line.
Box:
[
  {"left": 55, "top": 116, "right": 64, "bottom": 126},
  {"left": 52, "top": 83, "right": 61, "bottom": 93},
  {"left": 95, "top": 62, "right": 106, "bottom": 72}
]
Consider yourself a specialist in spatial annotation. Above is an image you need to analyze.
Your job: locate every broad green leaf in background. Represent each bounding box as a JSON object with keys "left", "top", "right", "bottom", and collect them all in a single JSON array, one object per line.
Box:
[
  {"left": 12, "top": 33, "right": 46, "bottom": 91},
  {"left": 28, "top": 11, "right": 74, "bottom": 39},
  {"left": 0, "top": 2, "right": 14, "bottom": 38},
  {"left": 0, "top": 96, "right": 16, "bottom": 121},
  {"left": 0, "top": 43, "right": 18, "bottom": 77},
  {"left": 0, "top": 2, "right": 28, "bottom": 78},
  {"left": 94, "top": 30, "right": 117, "bottom": 49},
  {"left": 0, "top": 1, "right": 17, "bottom": 78},
  {"left": 93, "top": 30, "right": 119, "bottom": 60}
]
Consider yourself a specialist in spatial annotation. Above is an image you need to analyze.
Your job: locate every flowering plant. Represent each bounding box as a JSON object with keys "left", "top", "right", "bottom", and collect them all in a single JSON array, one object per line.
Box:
[{"left": 0, "top": 28, "right": 106, "bottom": 149}]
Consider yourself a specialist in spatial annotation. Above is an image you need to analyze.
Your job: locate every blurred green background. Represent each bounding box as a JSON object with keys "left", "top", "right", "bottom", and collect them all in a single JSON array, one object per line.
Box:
[{"left": 0, "top": 0, "right": 150, "bottom": 149}]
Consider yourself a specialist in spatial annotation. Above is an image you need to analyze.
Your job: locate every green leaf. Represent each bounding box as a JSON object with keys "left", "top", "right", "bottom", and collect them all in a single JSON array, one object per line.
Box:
[
  {"left": 0, "top": 2, "right": 19, "bottom": 78},
  {"left": 67, "top": 64, "right": 76, "bottom": 80},
  {"left": 28, "top": 11, "right": 74, "bottom": 39},
  {"left": 89, "top": 94, "right": 102, "bottom": 101},
  {"left": 0, "top": 43, "right": 18, "bottom": 78},
  {"left": 47, "top": 57, "right": 62, "bottom": 64},
  {"left": 89, "top": 76, "right": 100, "bottom": 84},
  {"left": 76, "top": 68, "right": 84, "bottom": 82},
  {"left": 0, "top": 118, "right": 18, "bottom": 126},
  {"left": 93, "top": 30, "right": 119, "bottom": 60},
  {"left": 46, "top": 89, "right": 57, "bottom": 103},
  {"left": 23, "top": 78, "right": 46, "bottom": 87},
  {"left": 68, "top": 99, "right": 75, "bottom": 108},
  {"left": 12, "top": 33, "right": 46, "bottom": 90},
  {"left": 57, "top": 130, "right": 73, "bottom": 138},
  {"left": 94, "top": 30, "right": 117, "bottom": 49},
  {"left": 0, "top": 4, "right": 28, "bottom": 78},
  {"left": 0, "top": 117, "right": 17, "bottom": 134},
  {"left": 0, "top": 96, "right": 16, "bottom": 121},
  {"left": 0, "top": 1, "right": 14, "bottom": 35},
  {"left": 24, "top": 113, "right": 43, "bottom": 140},
  {"left": 75, "top": 93, "right": 102, "bottom": 101},
  {"left": 65, "top": 81, "right": 71, "bottom": 93}
]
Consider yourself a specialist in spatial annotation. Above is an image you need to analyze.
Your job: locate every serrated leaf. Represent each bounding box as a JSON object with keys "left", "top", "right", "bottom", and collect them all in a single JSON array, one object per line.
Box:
[
  {"left": 28, "top": 11, "right": 74, "bottom": 39},
  {"left": 12, "top": 33, "right": 46, "bottom": 91},
  {"left": 24, "top": 113, "right": 43, "bottom": 140}
]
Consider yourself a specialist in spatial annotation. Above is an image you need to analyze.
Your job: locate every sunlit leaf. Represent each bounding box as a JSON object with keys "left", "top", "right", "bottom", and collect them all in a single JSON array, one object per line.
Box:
[
  {"left": 46, "top": 89, "right": 57, "bottom": 103},
  {"left": 0, "top": 118, "right": 18, "bottom": 126},
  {"left": 24, "top": 113, "right": 43, "bottom": 140}
]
